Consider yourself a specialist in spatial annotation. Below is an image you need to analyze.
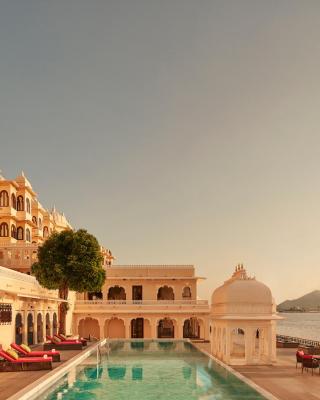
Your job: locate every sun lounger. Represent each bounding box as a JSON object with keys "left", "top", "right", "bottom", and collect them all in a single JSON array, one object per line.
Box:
[
  {"left": 44, "top": 336, "right": 82, "bottom": 351},
  {"left": 0, "top": 349, "right": 52, "bottom": 372},
  {"left": 11, "top": 343, "right": 61, "bottom": 362},
  {"left": 55, "top": 334, "right": 87, "bottom": 346}
]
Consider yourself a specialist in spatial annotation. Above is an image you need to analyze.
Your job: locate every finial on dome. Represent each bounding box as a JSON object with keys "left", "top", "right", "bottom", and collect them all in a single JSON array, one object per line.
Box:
[
  {"left": 0, "top": 169, "right": 4, "bottom": 180},
  {"left": 21, "top": 170, "right": 25, "bottom": 177}
]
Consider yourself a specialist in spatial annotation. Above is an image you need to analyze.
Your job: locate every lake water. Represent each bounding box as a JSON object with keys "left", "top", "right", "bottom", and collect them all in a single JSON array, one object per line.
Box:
[{"left": 277, "top": 312, "right": 320, "bottom": 340}]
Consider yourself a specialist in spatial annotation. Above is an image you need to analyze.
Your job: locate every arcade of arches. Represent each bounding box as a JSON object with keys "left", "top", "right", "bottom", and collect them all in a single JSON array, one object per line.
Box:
[
  {"left": 75, "top": 316, "right": 205, "bottom": 340},
  {"left": 14, "top": 311, "right": 59, "bottom": 346}
]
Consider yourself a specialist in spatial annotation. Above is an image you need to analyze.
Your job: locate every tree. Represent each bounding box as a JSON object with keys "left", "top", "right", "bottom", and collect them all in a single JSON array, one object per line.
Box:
[{"left": 32, "top": 229, "right": 105, "bottom": 334}]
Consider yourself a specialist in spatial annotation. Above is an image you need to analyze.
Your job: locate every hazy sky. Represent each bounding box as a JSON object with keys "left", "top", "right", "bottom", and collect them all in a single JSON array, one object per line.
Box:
[{"left": 1, "top": 1, "right": 320, "bottom": 302}]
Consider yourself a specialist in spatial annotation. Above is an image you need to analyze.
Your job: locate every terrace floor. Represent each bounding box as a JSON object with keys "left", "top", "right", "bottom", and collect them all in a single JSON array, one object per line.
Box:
[
  {"left": 0, "top": 343, "right": 93, "bottom": 400},
  {"left": 194, "top": 342, "right": 320, "bottom": 400}
]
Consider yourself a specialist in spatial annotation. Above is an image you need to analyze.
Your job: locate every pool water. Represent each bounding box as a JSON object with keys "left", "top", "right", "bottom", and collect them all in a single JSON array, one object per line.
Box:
[{"left": 41, "top": 341, "right": 266, "bottom": 400}]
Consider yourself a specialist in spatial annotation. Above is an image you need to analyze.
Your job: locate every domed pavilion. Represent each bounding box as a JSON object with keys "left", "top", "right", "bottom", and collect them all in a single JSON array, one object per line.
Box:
[{"left": 210, "top": 264, "right": 280, "bottom": 365}]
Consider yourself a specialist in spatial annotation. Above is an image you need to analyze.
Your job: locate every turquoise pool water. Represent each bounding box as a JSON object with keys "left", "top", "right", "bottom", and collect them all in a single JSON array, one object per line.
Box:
[{"left": 40, "top": 341, "right": 266, "bottom": 400}]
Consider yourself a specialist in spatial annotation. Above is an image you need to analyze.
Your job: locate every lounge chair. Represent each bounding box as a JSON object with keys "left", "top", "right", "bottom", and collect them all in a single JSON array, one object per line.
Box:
[
  {"left": 11, "top": 343, "right": 61, "bottom": 362},
  {"left": 0, "top": 349, "right": 52, "bottom": 372},
  {"left": 296, "top": 350, "right": 304, "bottom": 369},
  {"left": 302, "top": 355, "right": 320, "bottom": 375},
  {"left": 55, "top": 334, "right": 87, "bottom": 346},
  {"left": 44, "top": 336, "right": 82, "bottom": 351}
]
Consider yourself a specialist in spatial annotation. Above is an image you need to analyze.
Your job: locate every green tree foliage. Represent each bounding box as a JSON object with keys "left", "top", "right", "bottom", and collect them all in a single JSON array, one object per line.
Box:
[{"left": 32, "top": 229, "right": 105, "bottom": 333}]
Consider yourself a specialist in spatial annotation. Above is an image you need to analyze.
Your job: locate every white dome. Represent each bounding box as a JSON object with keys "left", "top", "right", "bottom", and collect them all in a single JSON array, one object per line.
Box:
[{"left": 211, "top": 266, "right": 273, "bottom": 316}]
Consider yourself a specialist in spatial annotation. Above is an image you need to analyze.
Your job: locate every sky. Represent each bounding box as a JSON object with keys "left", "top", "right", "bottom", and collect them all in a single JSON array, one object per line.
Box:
[{"left": 1, "top": 0, "right": 320, "bottom": 303}]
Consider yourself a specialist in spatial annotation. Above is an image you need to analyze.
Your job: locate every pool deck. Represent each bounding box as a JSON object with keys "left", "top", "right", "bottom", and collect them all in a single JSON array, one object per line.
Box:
[
  {"left": 0, "top": 343, "right": 94, "bottom": 400},
  {"left": 194, "top": 342, "right": 320, "bottom": 400}
]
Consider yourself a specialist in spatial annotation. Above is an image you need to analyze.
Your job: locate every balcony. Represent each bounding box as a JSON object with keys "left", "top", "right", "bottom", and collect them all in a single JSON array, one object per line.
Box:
[{"left": 74, "top": 299, "right": 209, "bottom": 313}]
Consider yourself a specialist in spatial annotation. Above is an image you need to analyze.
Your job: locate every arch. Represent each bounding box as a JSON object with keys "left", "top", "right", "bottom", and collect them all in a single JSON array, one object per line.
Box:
[
  {"left": 157, "top": 286, "right": 174, "bottom": 300},
  {"left": 11, "top": 224, "right": 16, "bottom": 239},
  {"left": 78, "top": 317, "right": 100, "bottom": 339},
  {"left": 88, "top": 291, "right": 103, "bottom": 300},
  {"left": 27, "top": 313, "right": 34, "bottom": 345},
  {"left": 17, "top": 195, "right": 24, "bottom": 211},
  {"left": 107, "top": 286, "right": 126, "bottom": 300},
  {"left": 230, "top": 328, "right": 246, "bottom": 359},
  {"left": 37, "top": 313, "right": 43, "bottom": 343},
  {"left": 11, "top": 193, "right": 16, "bottom": 209},
  {"left": 43, "top": 226, "right": 49, "bottom": 238},
  {"left": 15, "top": 313, "right": 23, "bottom": 345},
  {"left": 26, "top": 228, "right": 31, "bottom": 242},
  {"left": 45, "top": 313, "right": 51, "bottom": 337},
  {"left": 32, "top": 216, "right": 37, "bottom": 225},
  {"left": 157, "top": 318, "right": 174, "bottom": 338},
  {"left": 104, "top": 318, "right": 125, "bottom": 338},
  {"left": 183, "top": 317, "right": 200, "bottom": 339},
  {"left": 17, "top": 226, "right": 24, "bottom": 240},
  {"left": 52, "top": 312, "right": 58, "bottom": 335},
  {"left": 0, "top": 222, "right": 9, "bottom": 237},
  {"left": 26, "top": 198, "right": 31, "bottom": 213},
  {"left": 182, "top": 286, "right": 191, "bottom": 299},
  {"left": 0, "top": 190, "right": 9, "bottom": 207}
]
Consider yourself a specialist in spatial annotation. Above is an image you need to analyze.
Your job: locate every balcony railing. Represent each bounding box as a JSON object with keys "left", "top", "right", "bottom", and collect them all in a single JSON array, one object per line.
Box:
[{"left": 74, "top": 299, "right": 209, "bottom": 313}]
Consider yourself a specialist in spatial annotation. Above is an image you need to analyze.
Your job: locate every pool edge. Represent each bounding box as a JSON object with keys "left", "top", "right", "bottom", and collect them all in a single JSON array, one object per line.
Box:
[{"left": 189, "top": 341, "right": 280, "bottom": 400}]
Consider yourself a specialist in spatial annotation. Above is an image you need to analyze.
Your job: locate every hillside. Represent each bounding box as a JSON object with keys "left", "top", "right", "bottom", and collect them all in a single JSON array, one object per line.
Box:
[{"left": 277, "top": 290, "right": 320, "bottom": 311}]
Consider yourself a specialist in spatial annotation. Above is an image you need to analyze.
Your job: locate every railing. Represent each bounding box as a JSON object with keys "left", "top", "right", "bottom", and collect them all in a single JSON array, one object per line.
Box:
[
  {"left": 75, "top": 299, "right": 208, "bottom": 306},
  {"left": 277, "top": 334, "right": 320, "bottom": 348}
]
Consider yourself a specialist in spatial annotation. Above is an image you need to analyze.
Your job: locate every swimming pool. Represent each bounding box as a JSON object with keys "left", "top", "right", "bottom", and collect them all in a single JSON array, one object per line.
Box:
[{"left": 38, "top": 340, "right": 267, "bottom": 400}]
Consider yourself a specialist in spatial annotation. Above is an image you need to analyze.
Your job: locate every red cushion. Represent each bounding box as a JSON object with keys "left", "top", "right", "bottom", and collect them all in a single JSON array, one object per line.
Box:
[{"left": 12, "top": 357, "right": 53, "bottom": 363}]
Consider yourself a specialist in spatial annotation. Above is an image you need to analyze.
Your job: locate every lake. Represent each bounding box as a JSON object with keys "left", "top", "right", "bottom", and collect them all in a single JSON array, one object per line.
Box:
[{"left": 277, "top": 312, "right": 320, "bottom": 340}]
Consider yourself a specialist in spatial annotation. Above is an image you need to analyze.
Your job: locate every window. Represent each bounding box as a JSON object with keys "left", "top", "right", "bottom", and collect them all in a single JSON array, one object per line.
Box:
[
  {"left": 17, "top": 196, "right": 24, "bottom": 211},
  {"left": 0, "top": 223, "right": 9, "bottom": 237},
  {"left": 26, "top": 198, "right": 31, "bottom": 213},
  {"left": 0, "top": 191, "right": 9, "bottom": 207},
  {"left": 32, "top": 216, "right": 37, "bottom": 225},
  {"left": 11, "top": 193, "right": 16, "bottom": 209},
  {"left": 26, "top": 228, "right": 31, "bottom": 242},
  {"left": 11, "top": 225, "right": 16, "bottom": 239},
  {"left": 43, "top": 226, "right": 49, "bottom": 238},
  {"left": 17, "top": 227, "right": 24, "bottom": 240}
]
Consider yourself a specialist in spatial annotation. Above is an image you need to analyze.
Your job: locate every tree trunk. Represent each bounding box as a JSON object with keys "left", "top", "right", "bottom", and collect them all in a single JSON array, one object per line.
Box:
[{"left": 58, "top": 285, "right": 69, "bottom": 334}]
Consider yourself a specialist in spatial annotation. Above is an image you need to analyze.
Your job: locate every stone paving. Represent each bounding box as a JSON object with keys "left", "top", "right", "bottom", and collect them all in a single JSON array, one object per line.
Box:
[{"left": 194, "top": 342, "right": 320, "bottom": 400}]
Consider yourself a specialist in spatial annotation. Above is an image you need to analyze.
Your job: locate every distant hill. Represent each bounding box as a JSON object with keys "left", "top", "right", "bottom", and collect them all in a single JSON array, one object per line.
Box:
[{"left": 277, "top": 290, "right": 320, "bottom": 312}]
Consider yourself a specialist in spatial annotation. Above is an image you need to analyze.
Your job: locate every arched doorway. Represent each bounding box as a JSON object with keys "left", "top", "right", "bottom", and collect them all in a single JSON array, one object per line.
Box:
[
  {"left": 107, "top": 286, "right": 126, "bottom": 301},
  {"left": 78, "top": 317, "right": 100, "bottom": 339},
  {"left": 158, "top": 318, "right": 174, "bottom": 338},
  {"left": 52, "top": 312, "right": 58, "bottom": 335},
  {"left": 15, "top": 313, "right": 23, "bottom": 345},
  {"left": 27, "top": 313, "right": 34, "bottom": 345},
  {"left": 157, "top": 286, "right": 174, "bottom": 300},
  {"left": 88, "top": 291, "right": 103, "bottom": 300},
  {"left": 105, "top": 318, "right": 125, "bottom": 338},
  {"left": 37, "top": 313, "right": 43, "bottom": 343},
  {"left": 230, "top": 328, "right": 246, "bottom": 359},
  {"left": 45, "top": 313, "right": 51, "bottom": 337},
  {"left": 183, "top": 317, "right": 200, "bottom": 339},
  {"left": 131, "top": 318, "right": 144, "bottom": 338}
]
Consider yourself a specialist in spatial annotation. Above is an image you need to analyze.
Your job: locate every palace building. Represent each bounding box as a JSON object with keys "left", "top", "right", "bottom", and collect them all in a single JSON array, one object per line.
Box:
[
  {"left": 0, "top": 171, "right": 280, "bottom": 366},
  {"left": 0, "top": 171, "right": 72, "bottom": 273},
  {"left": 75, "top": 264, "right": 210, "bottom": 341}
]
